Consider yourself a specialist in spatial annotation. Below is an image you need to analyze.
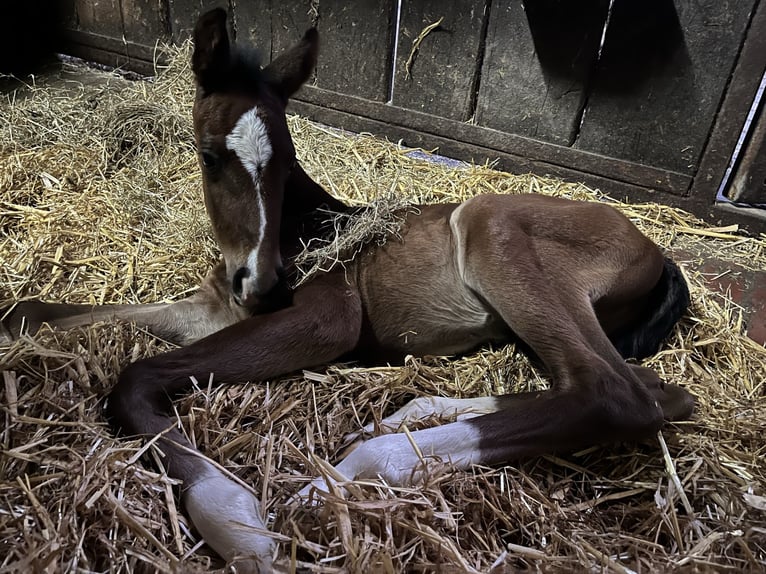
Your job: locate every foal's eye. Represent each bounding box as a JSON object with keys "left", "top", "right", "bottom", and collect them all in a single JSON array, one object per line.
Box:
[{"left": 200, "top": 151, "right": 218, "bottom": 169}]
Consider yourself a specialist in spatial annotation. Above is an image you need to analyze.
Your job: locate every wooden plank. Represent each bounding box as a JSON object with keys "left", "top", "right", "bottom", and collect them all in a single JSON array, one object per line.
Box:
[
  {"left": 232, "top": 0, "right": 272, "bottom": 50},
  {"left": 121, "top": 0, "right": 169, "bottom": 47},
  {"left": 75, "top": 0, "right": 123, "bottom": 39},
  {"left": 167, "top": 0, "right": 224, "bottom": 42},
  {"left": 576, "top": 0, "right": 757, "bottom": 174},
  {"left": 61, "top": 0, "right": 78, "bottom": 30},
  {"left": 476, "top": 0, "right": 609, "bottom": 146},
  {"left": 288, "top": 99, "right": 766, "bottom": 232},
  {"left": 392, "top": 0, "right": 489, "bottom": 120},
  {"left": 294, "top": 85, "right": 691, "bottom": 194},
  {"left": 313, "top": 1, "right": 394, "bottom": 101},
  {"left": 242, "top": 1, "right": 394, "bottom": 102},
  {"left": 692, "top": 0, "right": 766, "bottom": 204},
  {"left": 60, "top": 30, "right": 159, "bottom": 76},
  {"left": 729, "top": 106, "right": 766, "bottom": 205}
]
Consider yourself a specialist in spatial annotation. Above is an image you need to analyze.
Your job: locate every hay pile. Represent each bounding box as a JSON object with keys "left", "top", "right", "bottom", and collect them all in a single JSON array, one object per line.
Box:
[{"left": 1, "top": 47, "right": 766, "bottom": 573}]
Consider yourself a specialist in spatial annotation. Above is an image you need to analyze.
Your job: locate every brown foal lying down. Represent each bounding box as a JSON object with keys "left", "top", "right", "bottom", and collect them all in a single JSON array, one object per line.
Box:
[{"left": 1, "top": 9, "right": 694, "bottom": 572}]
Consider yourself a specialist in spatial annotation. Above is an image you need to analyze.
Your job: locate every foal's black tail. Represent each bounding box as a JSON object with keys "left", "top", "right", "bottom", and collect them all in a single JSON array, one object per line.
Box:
[{"left": 611, "top": 257, "right": 690, "bottom": 361}]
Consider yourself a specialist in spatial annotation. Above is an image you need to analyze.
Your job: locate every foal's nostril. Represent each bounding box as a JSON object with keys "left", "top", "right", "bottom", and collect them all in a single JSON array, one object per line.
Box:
[{"left": 232, "top": 267, "right": 250, "bottom": 298}]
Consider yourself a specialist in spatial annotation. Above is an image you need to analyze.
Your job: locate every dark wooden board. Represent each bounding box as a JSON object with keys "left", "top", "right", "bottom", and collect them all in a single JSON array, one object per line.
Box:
[
  {"left": 476, "top": 0, "right": 609, "bottom": 146},
  {"left": 294, "top": 85, "right": 691, "bottom": 193},
  {"left": 75, "top": 0, "right": 124, "bottom": 39},
  {"left": 289, "top": 97, "right": 766, "bottom": 233},
  {"left": 730, "top": 106, "right": 766, "bottom": 205},
  {"left": 392, "top": 0, "right": 489, "bottom": 120},
  {"left": 235, "top": 0, "right": 311, "bottom": 59},
  {"left": 692, "top": 0, "right": 766, "bottom": 204},
  {"left": 312, "top": 1, "right": 395, "bottom": 101},
  {"left": 167, "top": 0, "right": 226, "bottom": 42},
  {"left": 575, "top": 0, "right": 757, "bottom": 174},
  {"left": 61, "top": 0, "right": 78, "bottom": 30},
  {"left": 237, "top": 1, "right": 394, "bottom": 102},
  {"left": 121, "top": 0, "right": 169, "bottom": 46},
  {"left": 60, "top": 30, "right": 160, "bottom": 76}
]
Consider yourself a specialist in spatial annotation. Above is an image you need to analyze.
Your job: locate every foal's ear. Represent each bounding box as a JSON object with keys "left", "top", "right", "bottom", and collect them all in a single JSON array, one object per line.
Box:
[
  {"left": 263, "top": 28, "right": 319, "bottom": 103},
  {"left": 192, "top": 8, "right": 231, "bottom": 93}
]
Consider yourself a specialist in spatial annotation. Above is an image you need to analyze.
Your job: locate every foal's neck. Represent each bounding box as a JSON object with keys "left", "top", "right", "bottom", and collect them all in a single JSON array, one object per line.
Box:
[{"left": 284, "top": 163, "right": 348, "bottom": 217}]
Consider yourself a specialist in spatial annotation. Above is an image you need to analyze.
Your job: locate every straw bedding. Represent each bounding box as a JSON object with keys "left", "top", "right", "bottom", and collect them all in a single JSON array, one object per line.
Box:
[{"left": 1, "top": 47, "right": 765, "bottom": 573}]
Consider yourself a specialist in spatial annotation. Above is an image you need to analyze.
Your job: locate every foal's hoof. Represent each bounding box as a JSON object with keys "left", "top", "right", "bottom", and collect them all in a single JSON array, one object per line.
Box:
[
  {"left": 184, "top": 475, "right": 275, "bottom": 573},
  {"left": 653, "top": 382, "right": 695, "bottom": 422}
]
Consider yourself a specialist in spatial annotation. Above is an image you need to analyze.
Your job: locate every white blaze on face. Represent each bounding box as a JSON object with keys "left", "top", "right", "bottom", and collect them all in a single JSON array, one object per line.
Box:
[{"left": 225, "top": 106, "right": 273, "bottom": 293}]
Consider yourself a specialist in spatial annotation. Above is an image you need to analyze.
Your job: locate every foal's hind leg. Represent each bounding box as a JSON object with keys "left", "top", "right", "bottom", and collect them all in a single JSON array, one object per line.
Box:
[
  {"left": 346, "top": 370, "right": 694, "bottom": 446},
  {"left": 629, "top": 364, "right": 695, "bottom": 422}
]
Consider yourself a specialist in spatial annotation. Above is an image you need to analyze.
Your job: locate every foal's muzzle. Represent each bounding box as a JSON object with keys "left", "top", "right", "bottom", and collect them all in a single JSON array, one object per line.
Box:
[{"left": 232, "top": 265, "right": 285, "bottom": 309}]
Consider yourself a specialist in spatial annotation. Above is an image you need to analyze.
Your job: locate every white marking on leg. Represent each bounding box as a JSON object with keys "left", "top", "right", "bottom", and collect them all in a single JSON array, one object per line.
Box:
[
  {"left": 376, "top": 396, "right": 499, "bottom": 431},
  {"left": 302, "top": 420, "right": 482, "bottom": 498},
  {"left": 184, "top": 461, "right": 274, "bottom": 572},
  {"left": 346, "top": 395, "right": 501, "bottom": 444}
]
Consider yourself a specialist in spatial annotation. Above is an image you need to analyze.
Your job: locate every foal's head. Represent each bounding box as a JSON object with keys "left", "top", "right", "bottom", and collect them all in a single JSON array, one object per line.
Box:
[{"left": 191, "top": 8, "right": 317, "bottom": 308}]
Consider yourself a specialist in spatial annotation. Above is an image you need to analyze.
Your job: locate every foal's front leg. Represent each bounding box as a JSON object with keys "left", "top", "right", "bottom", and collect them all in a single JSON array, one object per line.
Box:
[
  {"left": 0, "top": 261, "right": 249, "bottom": 346},
  {"left": 108, "top": 277, "right": 362, "bottom": 571}
]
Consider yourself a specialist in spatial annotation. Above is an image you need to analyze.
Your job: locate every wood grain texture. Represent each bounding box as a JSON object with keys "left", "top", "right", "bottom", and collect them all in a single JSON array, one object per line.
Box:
[
  {"left": 167, "top": 0, "right": 224, "bottom": 42},
  {"left": 392, "top": 0, "right": 489, "bottom": 120},
  {"left": 75, "top": 0, "right": 124, "bottom": 38},
  {"left": 692, "top": 0, "right": 766, "bottom": 205},
  {"left": 237, "top": 0, "right": 394, "bottom": 101},
  {"left": 730, "top": 107, "right": 766, "bottom": 205},
  {"left": 575, "top": 0, "right": 757, "bottom": 175},
  {"left": 476, "top": 0, "right": 609, "bottom": 146},
  {"left": 121, "top": 0, "right": 169, "bottom": 48},
  {"left": 294, "top": 85, "right": 691, "bottom": 194}
]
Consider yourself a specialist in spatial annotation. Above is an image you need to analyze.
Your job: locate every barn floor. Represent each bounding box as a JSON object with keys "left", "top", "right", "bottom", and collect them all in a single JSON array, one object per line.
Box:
[
  {"left": 687, "top": 253, "right": 766, "bottom": 346},
  {"left": 2, "top": 55, "right": 766, "bottom": 573}
]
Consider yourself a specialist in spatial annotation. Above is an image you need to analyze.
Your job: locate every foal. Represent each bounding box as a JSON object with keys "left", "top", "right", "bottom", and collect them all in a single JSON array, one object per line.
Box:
[{"left": 1, "top": 8, "right": 694, "bottom": 572}]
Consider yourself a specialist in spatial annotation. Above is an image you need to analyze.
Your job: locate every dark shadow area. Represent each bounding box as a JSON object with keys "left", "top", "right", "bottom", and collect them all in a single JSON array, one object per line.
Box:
[
  {"left": 523, "top": 0, "right": 690, "bottom": 92},
  {"left": 523, "top": 0, "right": 610, "bottom": 83},
  {"left": 594, "top": 0, "right": 691, "bottom": 94},
  {"left": 0, "top": 1, "right": 65, "bottom": 76}
]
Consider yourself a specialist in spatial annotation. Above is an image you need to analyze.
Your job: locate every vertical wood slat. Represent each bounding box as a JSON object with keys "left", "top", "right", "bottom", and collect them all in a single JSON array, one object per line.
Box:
[
  {"left": 236, "top": 0, "right": 395, "bottom": 102},
  {"left": 729, "top": 105, "right": 766, "bottom": 205},
  {"left": 475, "top": 0, "right": 609, "bottom": 147},
  {"left": 392, "top": 0, "right": 490, "bottom": 121},
  {"left": 167, "top": 0, "right": 223, "bottom": 42},
  {"left": 75, "top": 0, "right": 124, "bottom": 38},
  {"left": 691, "top": 0, "right": 766, "bottom": 206},
  {"left": 121, "top": 0, "right": 170, "bottom": 48},
  {"left": 575, "top": 0, "right": 757, "bottom": 175}
]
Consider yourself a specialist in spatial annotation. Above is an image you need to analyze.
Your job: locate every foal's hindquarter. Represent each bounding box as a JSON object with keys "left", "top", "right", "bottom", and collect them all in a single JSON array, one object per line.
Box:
[{"left": 303, "top": 193, "right": 693, "bottom": 491}]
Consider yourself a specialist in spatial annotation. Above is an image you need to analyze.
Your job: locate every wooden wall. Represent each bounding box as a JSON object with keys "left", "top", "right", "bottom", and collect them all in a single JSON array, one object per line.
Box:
[{"left": 57, "top": 0, "right": 766, "bottom": 230}]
